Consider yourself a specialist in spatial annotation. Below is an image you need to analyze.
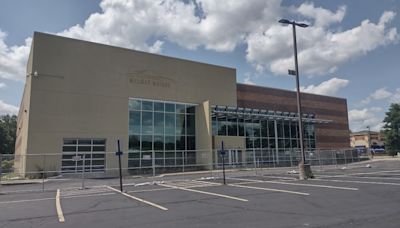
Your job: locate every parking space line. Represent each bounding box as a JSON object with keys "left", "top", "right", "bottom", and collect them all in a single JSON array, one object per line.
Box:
[
  {"left": 107, "top": 186, "right": 168, "bottom": 211},
  {"left": 159, "top": 183, "right": 248, "bottom": 202},
  {"left": 228, "top": 177, "right": 358, "bottom": 191},
  {"left": 312, "top": 179, "right": 400, "bottom": 186},
  {"left": 229, "top": 184, "right": 310, "bottom": 196},
  {"left": 0, "top": 197, "right": 55, "bottom": 205},
  {"left": 56, "top": 189, "right": 65, "bottom": 223}
]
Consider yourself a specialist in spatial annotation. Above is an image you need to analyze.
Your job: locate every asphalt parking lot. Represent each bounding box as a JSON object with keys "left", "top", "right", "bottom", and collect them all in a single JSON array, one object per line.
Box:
[{"left": 1, "top": 159, "right": 400, "bottom": 228}]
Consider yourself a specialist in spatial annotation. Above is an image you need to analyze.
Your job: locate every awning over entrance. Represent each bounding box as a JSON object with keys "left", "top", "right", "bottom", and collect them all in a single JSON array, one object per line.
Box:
[{"left": 211, "top": 105, "right": 332, "bottom": 124}]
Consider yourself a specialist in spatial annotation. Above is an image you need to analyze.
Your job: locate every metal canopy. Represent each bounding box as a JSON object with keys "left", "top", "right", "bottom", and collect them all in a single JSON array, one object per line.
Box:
[{"left": 211, "top": 105, "right": 332, "bottom": 124}]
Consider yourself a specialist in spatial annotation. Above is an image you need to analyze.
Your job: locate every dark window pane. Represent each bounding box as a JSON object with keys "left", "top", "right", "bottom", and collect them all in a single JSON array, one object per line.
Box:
[
  {"left": 129, "top": 111, "right": 141, "bottom": 134},
  {"left": 165, "top": 103, "right": 175, "bottom": 112},
  {"left": 284, "top": 122, "right": 290, "bottom": 138},
  {"left": 141, "top": 135, "right": 152, "bottom": 151},
  {"left": 253, "top": 120, "right": 260, "bottom": 137},
  {"left": 218, "top": 116, "right": 227, "bottom": 136},
  {"left": 93, "top": 146, "right": 105, "bottom": 152},
  {"left": 129, "top": 134, "right": 140, "bottom": 150},
  {"left": 62, "top": 161, "right": 75, "bottom": 167},
  {"left": 93, "top": 139, "right": 106, "bottom": 145},
  {"left": 176, "top": 104, "right": 185, "bottom": 114},
  {"left": 63, "top": 146, "right": 76, "bottom": 152},
  {"left": 268, "top": 121, "right": 275, "bottom": 138},
  {"left": 176, "top": 136, "right": 186, "bottom": 150},
  {"left": 186, "top": 105, "right": 195, "bottom": 114},
  {"left": 92, "top": 160, "right": 104, "bottom": 166},
  {"left": 154, "top": 102, "right": 164, "bottom": 112},
  {"left": 129, "top": 99, "right": 141, "bottom": 110},
  {"left": 227, "top": 117, "right": 237, "bottom": 136},
  {"left": 278, "top": 139, "right": 285, "bottom": 149},
  {"left": 78, "top": 139, "right": 91, "bottom": 145},
  {"left": 78, "top": 146, "right": 91, "bottom": 152},
  {"left": 165, "top": 136, "right": 175, "bottom": 150},
  {"left": 176, "top": 114, "right": 186, "bottom": 135},
  {"left": 261, "top": 120, "right": 268, "bottom": 137},
  {"left": 262, "top": 138, "right": 268, "bottom": 148},
  {"left": 246, "top": 137, "right": 253, "bottom": 148},
  {"left": 142, "top": 101, "right": 153, "bottom": 111},
  {"left": 64, "top": 139, "right": 77, "bottom": 145},
  {"left": 187, "top": 136, "right": 195, "bottom": 150},
  {"left": 285, "top": 138, "right": 291, "bottom": 148},
  {"left": 187, "top": 115, "right": 195, "bottom": 136},
  {"left": 154, "top": 136, "right": 164, "bottom": 151},
  {"left": 141, "top": 111, "right": 153, "bottom": 134},
  {"left": 269, "top": 139, "right": 276, "bottom": 149},
  {"left": 290, "top": 122, "right": 297, "bottom": 138},
  {"left": 238, "top": 119, "right": 244, "bottom": 136},
  {"left": 93, "top": 153, "right": 105, "bottom": 159},
  {"left": 154, "top": 112, "right": 164, "bottom": 135},
  {"left": 165, "top": 113, "right": 175, "bottom": 135},
  {"left": 245, "top": 119, "right": 253, "bottom": 137},
  {"left": 254, "top": 138, "right": 261, "bottom": 148},
  {"left": 128, "top": 160, "right": 140, "bottom": 168},
  {"left": 128, "top": 152, "right": 140, "bottom": 159},
  {"left": 277, "top": 121, "right": 283, "bottom": 138},
  {"left": 291, "top": 139, "right": 298, "bottom": 148}
]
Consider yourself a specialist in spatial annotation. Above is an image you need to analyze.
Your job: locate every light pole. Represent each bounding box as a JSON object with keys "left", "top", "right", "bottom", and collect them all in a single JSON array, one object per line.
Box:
[{"left": 279, "top": 19, "right": 313, "bottom": 180}]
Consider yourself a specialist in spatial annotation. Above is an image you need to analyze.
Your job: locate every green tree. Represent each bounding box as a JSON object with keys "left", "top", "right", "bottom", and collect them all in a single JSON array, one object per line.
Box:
[
  {"left": 0, "top": 115, "right": 17, "bottom": 154},
  {"left": 382, "top": 103, "right": 400, "bottom": 156}
]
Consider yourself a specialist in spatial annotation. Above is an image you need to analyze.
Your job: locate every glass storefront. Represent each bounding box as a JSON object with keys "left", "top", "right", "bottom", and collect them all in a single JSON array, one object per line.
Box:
[
  {"left": 212, "top": 106, "right": 317, "bottom": 165},
  {"left": 128, "top": 98, "right": 196, "bottom": 170}
]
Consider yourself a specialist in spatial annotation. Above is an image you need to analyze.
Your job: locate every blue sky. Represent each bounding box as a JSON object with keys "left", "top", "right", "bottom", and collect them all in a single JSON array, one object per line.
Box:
[{"left": 0, "top": 0, "right": 399, "bottom": 132}]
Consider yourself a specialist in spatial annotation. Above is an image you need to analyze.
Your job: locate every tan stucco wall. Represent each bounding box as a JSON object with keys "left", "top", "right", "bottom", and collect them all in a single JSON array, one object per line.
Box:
[{"left": 21, "top": 32, "right": 237, "bottom": 175}]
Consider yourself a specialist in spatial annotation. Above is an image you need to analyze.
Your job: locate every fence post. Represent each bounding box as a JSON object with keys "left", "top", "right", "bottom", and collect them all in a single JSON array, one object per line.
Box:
[
  {"left": 0, "top": 153, "right": 2, "bottom": 184},
  {"left": 152, "top": 150, "right": 155, "bottom": 177},
  {"left": 81, "top": 154, "right": 85, "bottom": 190},
  {"left": 317, "top": 150, "right": 322, "bottom": 171},
  {"left": 42, "top": 155, "right": 46, "bottom": 192}
]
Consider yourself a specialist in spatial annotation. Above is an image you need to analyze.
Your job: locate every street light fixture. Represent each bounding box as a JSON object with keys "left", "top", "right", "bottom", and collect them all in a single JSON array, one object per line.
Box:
[{"left": 279, "top": 18, "right": 313, "bottom": 180}]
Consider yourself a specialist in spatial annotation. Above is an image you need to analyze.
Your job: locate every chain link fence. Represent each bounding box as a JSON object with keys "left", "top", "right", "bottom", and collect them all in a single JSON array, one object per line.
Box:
[{"left": 0, "top": 148, "right": 369, "bottom": 193}]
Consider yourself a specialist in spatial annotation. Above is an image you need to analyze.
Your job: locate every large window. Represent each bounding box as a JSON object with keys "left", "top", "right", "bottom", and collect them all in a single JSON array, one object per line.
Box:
[
  {"left": 128, "top": 98, "right": 196, "bottom": 169},
  {"left": 212, "top": 114, "right": 316, "bottom": 151},
  {"left": 61, "top": 138, "right": 106, "bottom": 173}
]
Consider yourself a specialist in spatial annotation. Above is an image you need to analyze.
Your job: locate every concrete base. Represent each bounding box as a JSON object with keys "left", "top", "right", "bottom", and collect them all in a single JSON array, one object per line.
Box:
[{"left": 299, "top": 163, "right": 314, "bottom": 180}]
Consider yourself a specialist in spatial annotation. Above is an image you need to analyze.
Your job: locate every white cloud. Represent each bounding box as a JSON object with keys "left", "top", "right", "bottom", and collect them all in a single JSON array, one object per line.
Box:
[
  {"left": 247, "top": 9, "right": 398, "bottom": 76},
  {"left": 0, "top": 100, "right": 19, "bottom": 115},
  {"left": 243, "top": 73, "right": 255, "bottom": 85},
  {"left": 0, "top": 30, "right": 31, "bottom": 81},
  {"left": 0, "top": 0, "right": 398, "bottom": 82},
  {"left": 348, "top": 108, "right": 383, "bottom": 132},
  {"left": 390, "top": 88, "right": 400, "bottom": 103},
  {"left": 297, "top": 3, "right": 346, "bottom": 27},
  {"left": 361, "top": 87, "right": 392, "bottom": 104},
  {"left": 0, "top": 82, "right": 6, "bottom": 89},
  {"left": 300, "top": 77, "right": 349, "bottom": 96}
]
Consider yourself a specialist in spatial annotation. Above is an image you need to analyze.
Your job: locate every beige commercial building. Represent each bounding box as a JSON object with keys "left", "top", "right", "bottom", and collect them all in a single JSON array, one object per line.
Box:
[
  {"left": 14, "top": 32, "right": 350, "bottom": 176},
  {"left": 350, "top": 131, "right": 385, "bottom": 150}
]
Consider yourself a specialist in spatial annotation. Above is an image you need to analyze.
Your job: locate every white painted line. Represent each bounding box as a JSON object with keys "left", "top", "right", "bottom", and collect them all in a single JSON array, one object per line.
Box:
[
  {"left": 56, "top": 189, "right": 65, "bottom": 223},
  {"left": 228, "top": 177, "right": 358, "bottom": 191},
  {"left": 0, "top": 197, "right": 55, "bottom": 205},
  {"left": 127, "top": 188, "right": 172, "bottom": 194},
  {"left": 320, "top": 170, "right": 400, "bottom": 178},
  {"left": 229, "top": 184, "right": 310, "bottom": 196},
  {"left": 159, "top": 183, "right": 248, "bottom": 202},
  {"left": 231, "top": 178, "right": 358, "bottom": 191},
  {"left": 107, "top": 186, "right": 168, "bottom": 211},
  {"left": 312, "top": 179, "right": 400, "bottom": 186}
]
